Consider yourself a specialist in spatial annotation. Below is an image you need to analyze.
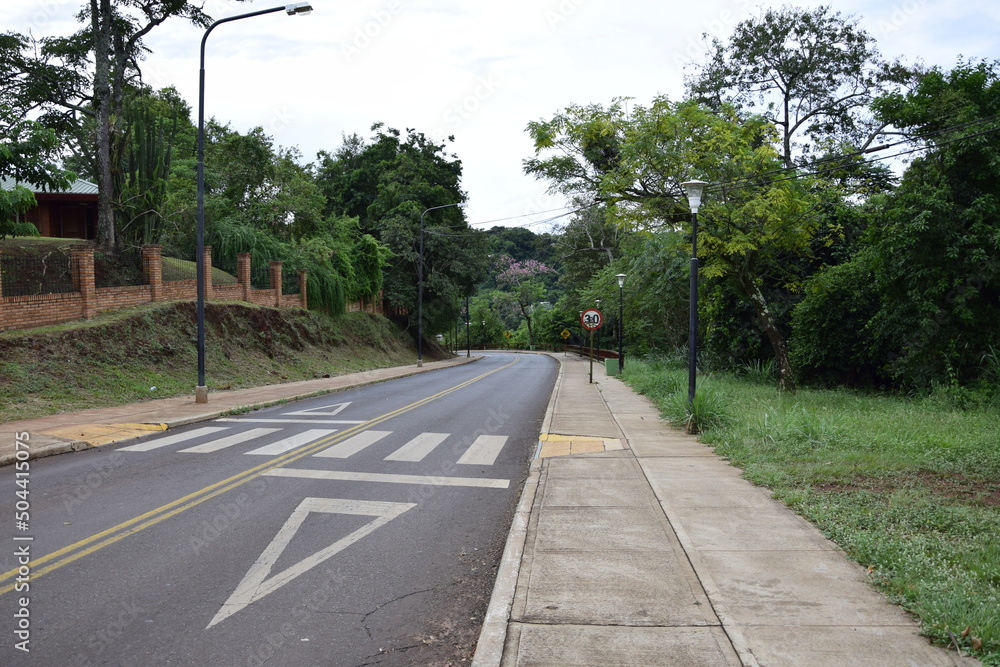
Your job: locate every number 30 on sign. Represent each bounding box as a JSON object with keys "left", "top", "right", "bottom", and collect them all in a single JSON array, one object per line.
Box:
[{"left": 580, "top": 308, "right": 603, "bottom": 330}]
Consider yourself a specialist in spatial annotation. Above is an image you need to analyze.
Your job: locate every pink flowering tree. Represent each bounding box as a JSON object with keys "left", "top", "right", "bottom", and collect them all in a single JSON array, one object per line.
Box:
[{"left": 494, "top": 256, "right": 552, "bottom": 347}]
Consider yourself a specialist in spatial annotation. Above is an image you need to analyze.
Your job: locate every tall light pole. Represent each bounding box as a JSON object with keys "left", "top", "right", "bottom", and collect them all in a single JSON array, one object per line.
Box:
[
  {"left": 418, "top": 201, "right": 464, "bottom": 367},
  {"left": 195, "top": 2, "right": 313, "bottom": 403},
  {"left": 616, "top": 273, "right": 626, "bottom": 373},
  {"left": 681, "top": 180, "right": 707, "bottom": 410}
]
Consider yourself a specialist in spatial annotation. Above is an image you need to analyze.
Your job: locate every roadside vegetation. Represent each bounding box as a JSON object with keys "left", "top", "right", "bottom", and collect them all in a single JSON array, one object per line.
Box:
[
  {"left": 0, "top": 302, "right": 432, "bottom": 423},
  {"left": 624, "top": 355, "right": 1000, "bottom": 664}
]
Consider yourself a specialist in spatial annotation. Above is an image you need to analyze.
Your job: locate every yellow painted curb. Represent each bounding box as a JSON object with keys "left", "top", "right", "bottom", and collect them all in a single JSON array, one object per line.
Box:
[
  {"left": 42, "top": 423, "right": 168, "bottom": 447},
  {"left": 537, "top": 435, "right": 627, "bottom": 458}
]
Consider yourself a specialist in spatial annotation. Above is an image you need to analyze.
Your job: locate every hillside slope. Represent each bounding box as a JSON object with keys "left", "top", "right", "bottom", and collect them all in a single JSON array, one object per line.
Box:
[{"left": 0, "top": 302, "right": 441, "bottom": 422}]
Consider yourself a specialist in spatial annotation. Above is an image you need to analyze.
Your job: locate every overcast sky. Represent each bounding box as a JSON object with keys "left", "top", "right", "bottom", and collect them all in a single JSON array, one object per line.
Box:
[{"left": 12, "top": 0, "right": 1000, "bottom": 230}]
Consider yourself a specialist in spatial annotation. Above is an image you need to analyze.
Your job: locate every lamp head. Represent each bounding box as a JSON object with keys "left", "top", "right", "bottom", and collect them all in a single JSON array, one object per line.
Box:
[
  {"left": 616, "top": 273, "right": 626, "bottom": 288},
  {"left": 681, "top": 179, "right": 708, "bottom": 214},
  {"left": 285, "top": 3, "right": 313, "bottom": 15}
]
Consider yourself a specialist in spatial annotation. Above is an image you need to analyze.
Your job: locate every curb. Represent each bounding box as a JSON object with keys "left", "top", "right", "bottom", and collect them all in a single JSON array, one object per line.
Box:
[
  {"left": 471, "top": 353, "right": 565, "bottom": 666},
  {"left": 471, "top": 458, "right": 541, "bottom": 667}
]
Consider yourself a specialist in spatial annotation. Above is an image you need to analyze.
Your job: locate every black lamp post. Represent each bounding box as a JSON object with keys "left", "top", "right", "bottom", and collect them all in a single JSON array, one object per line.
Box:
[
  {"left": 418, "top": 202, "right": 464, "bottom": 367},
  {"left": 681, "top": 179, "right": 707, "bottom": 410},
  {"left": 195, "top": 2, "right": 313, "bottom": 403},
  {"left": 616, "top": 273, "right": 626, "bottom": 373}
]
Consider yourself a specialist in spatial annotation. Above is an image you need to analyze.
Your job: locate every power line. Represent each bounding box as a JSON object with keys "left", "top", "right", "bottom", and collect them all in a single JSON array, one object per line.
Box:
[{"left": 709, "top": 120, "right": 1000, "bottom": 194}]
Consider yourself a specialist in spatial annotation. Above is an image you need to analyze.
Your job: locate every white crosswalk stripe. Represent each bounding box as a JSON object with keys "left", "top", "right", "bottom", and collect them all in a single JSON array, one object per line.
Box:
[
  {"left": 245, "top": 429, "right": 338, "bottom": 456},
  {"left": 178, "top": 428, "right": 281, "bottom": 454},
  {"left": 118, "top": 426, "right": 229, "bottom": 452},
  {"left": 456, "top": 435, "right": 509, "bottom": 465},
  {"left": 383, "top": 432, "right": 449, "bottom": 462},
  {"left": 312, "top": 430, "right": 392, "bottom": 458}
]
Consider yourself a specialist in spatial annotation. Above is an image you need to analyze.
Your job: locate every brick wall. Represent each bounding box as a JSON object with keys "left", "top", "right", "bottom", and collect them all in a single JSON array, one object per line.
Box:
[{"left": 0, "top": 245, "right": 307, "bottom": 332}]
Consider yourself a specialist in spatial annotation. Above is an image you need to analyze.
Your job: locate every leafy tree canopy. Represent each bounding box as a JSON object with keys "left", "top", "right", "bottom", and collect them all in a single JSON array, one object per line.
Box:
[
  {"left": 687, "top": 4, "right": 908, "bottom": 167},
  {"left": 317, "top": 125, "right": 487, "bottom": 335}
]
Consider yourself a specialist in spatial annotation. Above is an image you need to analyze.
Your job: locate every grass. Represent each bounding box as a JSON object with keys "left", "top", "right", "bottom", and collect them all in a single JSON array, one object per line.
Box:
[
  {"left": 161, "top": 256, "right": 237, "bottom": 284},
  {"left": 622, "top": 357, "right": 1000, "bottom": 665},
  {"left": 0, "top": 301, "right": 429, "bottom": 423}
]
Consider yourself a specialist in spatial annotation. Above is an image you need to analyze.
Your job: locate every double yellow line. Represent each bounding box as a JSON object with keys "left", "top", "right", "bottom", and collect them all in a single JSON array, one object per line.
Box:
[{"left": 0, "top": 356, "right": 519, "bottom": 595}]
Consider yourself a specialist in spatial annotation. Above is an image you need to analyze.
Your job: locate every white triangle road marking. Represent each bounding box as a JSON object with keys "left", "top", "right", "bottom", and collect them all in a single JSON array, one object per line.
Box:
[
  {"left": 207, "top": 497, "right": 414, "bottom": 628},
  {"left": 281, "top": 401, "right": 352, "bottom": 417}
]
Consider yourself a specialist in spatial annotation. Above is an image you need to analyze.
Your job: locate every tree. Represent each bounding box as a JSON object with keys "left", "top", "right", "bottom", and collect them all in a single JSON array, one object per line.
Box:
[
  {"left": 687, "top": 4, "right": 905, "bottom": 168},
  {"left": 115, "top": 86, "right": 194, "bottom": 247},
  {"left": 317, "top": 125, "right": 488, "bottom": 335},
  {"left": 493, "top": 256, "right": 553, "bottom": 347},
  {"left": 526, "top": 97, "right": 821, "bottom": 390},
  {"left": 552, "top": 204, "right": 624, "bottom": 296},
  {"left": 4, "top": 1, "right": 238, "bottom": 249},
  {"left": 0, "top": 110, "right": 74, "bottom": 237},
  {"left": 865, "top": 60, "right": 1000, "bottom": 387}
]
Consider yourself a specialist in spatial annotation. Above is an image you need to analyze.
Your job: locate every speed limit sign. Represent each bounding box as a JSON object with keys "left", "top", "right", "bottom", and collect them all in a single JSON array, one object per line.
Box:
[{"left": 580, "top": 308, "right": 603, "bottom": 331}]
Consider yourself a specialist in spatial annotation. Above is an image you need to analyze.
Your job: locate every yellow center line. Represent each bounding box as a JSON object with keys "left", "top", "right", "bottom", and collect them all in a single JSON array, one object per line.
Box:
[{"left": 0, "top": 356, "right": 520, "bottom": 595}]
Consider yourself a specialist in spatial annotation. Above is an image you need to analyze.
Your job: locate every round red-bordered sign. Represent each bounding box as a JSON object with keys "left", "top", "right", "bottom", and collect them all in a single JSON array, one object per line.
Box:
[{"left": 580, "top": 308, "right": 603, "bottom": 331}]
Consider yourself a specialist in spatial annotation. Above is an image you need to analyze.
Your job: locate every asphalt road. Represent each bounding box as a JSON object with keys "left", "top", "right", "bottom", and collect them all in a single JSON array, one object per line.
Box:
[{"left": 0, "top": 352, "right": 558, "bottom": 666}]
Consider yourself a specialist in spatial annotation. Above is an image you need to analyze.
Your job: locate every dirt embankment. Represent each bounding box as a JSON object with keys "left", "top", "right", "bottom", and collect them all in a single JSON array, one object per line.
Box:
[{"left": 0, "top": 302, "right": 444, "bottom": 422}]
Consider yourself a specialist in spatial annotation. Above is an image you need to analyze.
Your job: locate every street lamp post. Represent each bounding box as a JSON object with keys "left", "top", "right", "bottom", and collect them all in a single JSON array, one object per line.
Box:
[
  {"left": 616, "top": 273, "right": 626, "bottom": 373},
  {"left": 418, "top": 202, "right": 464, "bottom": 367},
  {"left": 195, "top": 2, "right": 313, "bottom": 403},
  {"left": 681, "top": 180, "right": 707, "bottom": 410}
]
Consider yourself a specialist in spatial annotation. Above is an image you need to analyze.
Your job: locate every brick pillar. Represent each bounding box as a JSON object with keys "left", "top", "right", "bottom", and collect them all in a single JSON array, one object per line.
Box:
[
  {"left": 0, "top": 257, "right": 5, "bottom": 324},
  {"left": 71, "top": 245, "right": 96, "bottom": 319},
  {"left": 203, "top": 246, "right": 214, "bottom": 302},
  {"left": 237, "top": 253, "right": 252, "bottom": 302},
  {"left": 269, "top": 261, "right": 282, "bottom": 307},
  {"left": 297, "top": 269, "right": 308, "bottom": 309},
  {"left": 142, "top": 245, "right": 163, "bottom": 301}
]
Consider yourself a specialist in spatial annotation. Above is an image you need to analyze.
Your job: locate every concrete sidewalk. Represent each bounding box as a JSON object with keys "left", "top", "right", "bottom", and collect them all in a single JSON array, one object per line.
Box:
[
  {"left": 473, "top": 354, "right": 978, "bottom": 667},
  {"left": 0, "top": 356, "right": 477, "bottom": 466}
]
